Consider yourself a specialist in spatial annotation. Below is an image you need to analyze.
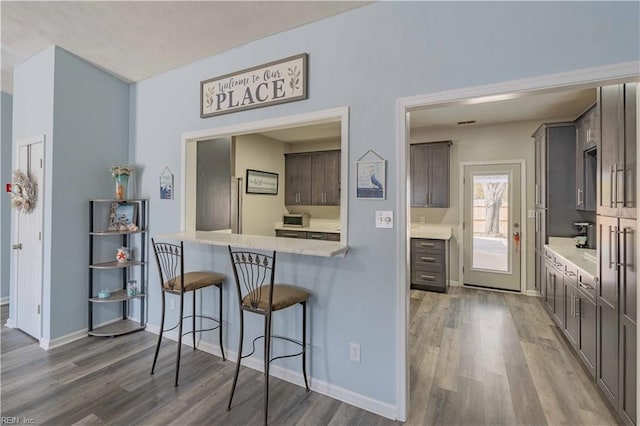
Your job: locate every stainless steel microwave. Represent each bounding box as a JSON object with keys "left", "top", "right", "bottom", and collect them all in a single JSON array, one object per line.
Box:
[{"left": 283, "top": 213, "right": 310, "bottom": 228}]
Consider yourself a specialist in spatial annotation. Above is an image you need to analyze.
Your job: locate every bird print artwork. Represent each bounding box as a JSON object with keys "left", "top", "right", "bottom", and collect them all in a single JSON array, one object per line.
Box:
[{"left": 357, "top": 161, "right": 385, "bottom": 199}]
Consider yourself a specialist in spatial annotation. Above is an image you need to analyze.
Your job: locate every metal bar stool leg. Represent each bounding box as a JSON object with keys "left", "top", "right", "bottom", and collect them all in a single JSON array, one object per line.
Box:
[
  {"left": 302, "top": 301, "right": 309, "bottom": 391},
  {"left": 264, "top": 311, "right": 273, "bottom": 426},
  {"left": 192, "top": 290, "right": 197, "bottom": 350},
  {"left": 151, "top": 291, "right": 166, "bottom": 375},
  {"left": 219, "top": 285, "right": 225, "bottom": 360},
  {"left": 175, "top": 292, "right": 185, "bottom": 387},
  {"left": 228, "top": 310, "right": 244, "bottom": 410}
]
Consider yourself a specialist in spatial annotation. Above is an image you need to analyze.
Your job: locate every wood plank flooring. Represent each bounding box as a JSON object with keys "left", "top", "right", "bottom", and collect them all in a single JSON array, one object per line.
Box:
[
  {"left": 2, "top": 285, "right": 620, "bottom": 425},
  {"left": 408, "top": 286, "right": 619, "bottom": 426}
]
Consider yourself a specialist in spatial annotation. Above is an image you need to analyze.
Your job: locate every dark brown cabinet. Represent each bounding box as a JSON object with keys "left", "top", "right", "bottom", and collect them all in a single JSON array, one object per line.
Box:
[
  {"left": 564, "top": 264, "right": 580, "bottom": 347},
  {"left": 311, "top": 150, "right": 340, "bottom": 205},
  {"left": 285, "top": 150, "right": 340, "bottom": 206},
  {"left": 410, "top": 142, "right": 451, "bottom": 208},
  {"left": 284, "top": 153, "right": 311, "bottom": 205},
  {"left": 275, "top": 229, "right": 340, "bottom": 241},
  {"left": 575, "top": 105, "right": 598, "bottom": 211},
  {"left": 619, "top": 218, "right": 637, "bottom": 426},
  {"left": 577, "top": 275, "right": 597, "bottom": 378},
  {"left": 598, "top": 83, "right": 637, "bottom": 219},
  {"left": 410, "top": 238, "right": 449, "bottom": 293}
]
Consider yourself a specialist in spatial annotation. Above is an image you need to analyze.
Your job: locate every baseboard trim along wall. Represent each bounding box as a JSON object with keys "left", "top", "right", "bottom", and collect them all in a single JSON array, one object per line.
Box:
[
  {"left": 0, "top": 296, "right": 9, "bottom": 306},
  {"left": 39, "top": 317, "right": 124, "bottom": 351},
  {"left": 449, "top": 280, "right": 461, "bottom": 287},
  {"left": 145, "top": 322, "right": 397, "bottom": 420},
  {"left": 523, "top": 289, "right": 540, "bottom": 297}
]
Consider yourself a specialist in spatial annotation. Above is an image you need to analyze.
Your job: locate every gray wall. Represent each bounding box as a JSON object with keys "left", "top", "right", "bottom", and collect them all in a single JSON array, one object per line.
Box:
[
  {"left": 129, "top": 1, "right": 640, "bottom": 407},
  {"left": 11, "top": 46, "right": 130, "bottom": 340},
  {"left": 1, "top": 92, "right": 12, "bottom": 302}
]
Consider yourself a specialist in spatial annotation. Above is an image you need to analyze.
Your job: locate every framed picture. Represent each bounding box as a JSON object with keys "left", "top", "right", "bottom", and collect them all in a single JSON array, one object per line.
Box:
[
  {"left": 356, "top": 159, "right": 386, "bottom": 200},
  {"left": 160, "top": 167, "right": 174, "bottom": 200},
  {"left": 246, "top": 169, "right": 279, "bottom": 195},
  {"left": 108, "top": 202, "right": 138, "bottom": 231}
]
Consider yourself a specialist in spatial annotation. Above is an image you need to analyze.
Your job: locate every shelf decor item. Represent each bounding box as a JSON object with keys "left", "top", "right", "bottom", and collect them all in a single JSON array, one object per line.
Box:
[
  {"left": 108, "top": 201, "right": 138, "bottom": 231},
  {"left": 110, "top": 164, "right": 134, "bottom": 200},
  {"left": 116, "top": 247, "right": 130, "bottom": 262},
  {"left": 356, "top": 150, "right": 386, "bottom": 200},
  {"left": 159, "top": 166, "right": 173, "bottom": 200},
  {"left": 10, "top": 169, "right": 37, "bottom": 212}
]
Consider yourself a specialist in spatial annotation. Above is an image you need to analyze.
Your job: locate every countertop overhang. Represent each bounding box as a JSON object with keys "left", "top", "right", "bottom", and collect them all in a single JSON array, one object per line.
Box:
[
  {"left": 157, "top": 231, "right": 348, "bottom": 257},
  {"left": 410, "top": 225, "right": 453, "bottom": 240}
]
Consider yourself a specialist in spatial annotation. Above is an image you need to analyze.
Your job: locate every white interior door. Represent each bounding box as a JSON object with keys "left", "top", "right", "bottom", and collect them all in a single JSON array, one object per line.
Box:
[
  {"left": 14, "top": 140, "right": 44, "bottom": 339},
  {"left": 463, "top": 163, "right": 521, "bottom": 291}
]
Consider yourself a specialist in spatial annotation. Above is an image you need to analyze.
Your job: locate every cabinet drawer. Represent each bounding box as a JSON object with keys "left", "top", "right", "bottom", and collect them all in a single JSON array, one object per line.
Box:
[
  {"left": 326, "top": 233, "right": 340, "bottom": 242},
  {"left": 564, "top": 263, "right": 578, "bottom": 286},
  {"left": 412, "top": 252, "right": 445, "bottom": 272},
  {"left": 412, "top": 269, "right": 445, "bottom": 286},
  {"left": 577, "top": 270, "right": 597, "bottom": 302},
  {"left": 276, "top": 230, "right": 307, "bottom": 239},
  {"left": 307, "top": 232, "right": 328, "bottom": 241},
  {"left": 411, "top": 239, "right": 445, "bottom": 252}
]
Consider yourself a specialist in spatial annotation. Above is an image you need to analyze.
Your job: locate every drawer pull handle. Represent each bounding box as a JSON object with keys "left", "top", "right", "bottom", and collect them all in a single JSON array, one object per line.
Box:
[
  {"left": 565, "top": 271, "right": 576, "bottom": 277},
  {"left": 284, "top": 233, "right": 299, "bottom": 237},
  {"left": 420, "top": 257, "right": 435, "bottom": 262},
  {"left": 420, "top": 243, "right": 435, "bottom": 247},
  {"left": 420, "top": 275, "right": 435, "bottom": 280},
  {"left": 578, "top": 282, "right": 593, "bottom": 290},
  {"left": 310, "top": 235, "right": 323, "bottom": 239}
]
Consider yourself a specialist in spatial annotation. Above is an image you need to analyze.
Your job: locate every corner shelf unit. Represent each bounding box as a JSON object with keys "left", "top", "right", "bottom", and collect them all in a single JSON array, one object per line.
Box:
[{"left": 88, "top": 199, "right": 148, "bottom": 337}]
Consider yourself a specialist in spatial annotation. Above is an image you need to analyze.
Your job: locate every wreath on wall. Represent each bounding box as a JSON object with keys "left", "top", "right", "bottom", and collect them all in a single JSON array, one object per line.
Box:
[{"left": 11, "top": 170, "right": 37, "bottom": 213}]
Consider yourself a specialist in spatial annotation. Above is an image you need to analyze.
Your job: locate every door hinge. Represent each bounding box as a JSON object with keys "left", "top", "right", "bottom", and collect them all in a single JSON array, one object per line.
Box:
[
  {"left": 40, "top": 159, "right": 43, "bottom": 168},
  {"left": 37, "top": 304, "right": 41, "bottom": 315},
  {"left": 38, "top": 231, "right": 42, "bottom": 241},
  {"left": 462, "top": 266, "right": 465, "bottom": 273},
  {"left": 463, "top": 222, "right": 465, "bottom": 229}
]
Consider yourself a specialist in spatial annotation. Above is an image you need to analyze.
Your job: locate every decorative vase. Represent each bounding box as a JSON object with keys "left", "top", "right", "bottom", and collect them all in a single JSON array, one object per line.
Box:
[
  {"left": 116, "top": 247, "right": 130, "bottom": 262},
  {"left": 114, "top": 174, "right": 129, "bottom": 200}
]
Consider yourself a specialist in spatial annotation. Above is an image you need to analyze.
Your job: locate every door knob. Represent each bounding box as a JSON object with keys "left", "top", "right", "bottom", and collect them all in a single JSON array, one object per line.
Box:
[{"left": 12, "top": 243, "right": 22, "bottom": 250}]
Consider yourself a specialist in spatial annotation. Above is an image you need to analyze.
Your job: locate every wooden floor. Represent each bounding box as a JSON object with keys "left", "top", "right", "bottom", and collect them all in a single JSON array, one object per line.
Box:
[
  {"left": 1, "top": 286, "right": 619, "bottom": 425},
  {"left": 408, "top": 286, "right": 619, "bottom": 426}
]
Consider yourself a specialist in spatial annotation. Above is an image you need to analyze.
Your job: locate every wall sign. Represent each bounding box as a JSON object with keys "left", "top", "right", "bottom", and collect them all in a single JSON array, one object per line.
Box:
[
  {"left": 201, "top": 53, "right": 308, "bottom": 118},
  {"left": 246, "top": 169, "right": 278, "bottom": 195}
]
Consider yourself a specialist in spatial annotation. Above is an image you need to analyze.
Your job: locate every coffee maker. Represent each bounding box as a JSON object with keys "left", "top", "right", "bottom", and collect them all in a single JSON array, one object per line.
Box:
[{"left": 574, "top": 222, "right": 595, "bottom": 249}]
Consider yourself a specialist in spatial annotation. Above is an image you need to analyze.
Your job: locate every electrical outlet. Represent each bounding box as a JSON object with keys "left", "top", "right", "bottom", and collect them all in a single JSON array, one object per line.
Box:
[
  {"left": 419, "top": 216, "right": 426, "bottom": 224},
  {"left": 169, "top": 298, "right": 175, "bottom": 310},
  {"left": 350, "top": 343, "right": 361, "bottom": 362}
]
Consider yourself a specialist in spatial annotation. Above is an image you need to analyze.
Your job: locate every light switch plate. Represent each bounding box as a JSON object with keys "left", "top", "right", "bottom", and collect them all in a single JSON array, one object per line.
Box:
[{"left": 376, "top": 210, "right": 393, "bottom": 228}]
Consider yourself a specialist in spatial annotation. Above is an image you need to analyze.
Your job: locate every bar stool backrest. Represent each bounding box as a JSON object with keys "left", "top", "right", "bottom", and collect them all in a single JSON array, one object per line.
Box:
[
  {"left": 152, "top": 238, "right": 184, "bottom": 292},
  {"left": 228, "top": 248, "right": 276, "bottom": 313}
]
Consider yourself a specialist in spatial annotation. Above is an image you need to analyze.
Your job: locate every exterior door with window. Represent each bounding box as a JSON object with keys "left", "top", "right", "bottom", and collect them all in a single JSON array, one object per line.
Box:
[{"left": 463, "top": 163, "right": 522, "bottom": 291}]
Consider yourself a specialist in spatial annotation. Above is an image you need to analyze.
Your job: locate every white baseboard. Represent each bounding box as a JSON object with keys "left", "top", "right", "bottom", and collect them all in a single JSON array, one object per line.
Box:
[
  {"left": 523, "top": 289, "right": 540, "bottom": 297},
  {"left": 5, "top": 318, "right": 16, "bottom": 328},
  {"left": 449, "top": 280, "right": 461, "bottom": 287},
  {"left": 39, "top": 317, "right": 124, "bottom": 351},
  {"left": 1, "top": 296, "right": 9, "bottom": 306},
  {"left": 145, "top": 322, "right": 397, "bottom": 420}
]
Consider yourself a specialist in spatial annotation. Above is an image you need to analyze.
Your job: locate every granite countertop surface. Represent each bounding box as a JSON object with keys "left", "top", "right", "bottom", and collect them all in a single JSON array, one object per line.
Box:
[
  {"left": 545, "top": 237, "right": 597, "bottom": 277},
  {"left": 410, "top": 224, "right": 453, "bottom": 240}
]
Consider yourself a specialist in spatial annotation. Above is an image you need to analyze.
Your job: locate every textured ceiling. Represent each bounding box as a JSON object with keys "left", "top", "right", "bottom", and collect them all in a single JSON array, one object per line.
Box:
[{"left": 1, "top": 1, "right": 367, "bottom": 94}]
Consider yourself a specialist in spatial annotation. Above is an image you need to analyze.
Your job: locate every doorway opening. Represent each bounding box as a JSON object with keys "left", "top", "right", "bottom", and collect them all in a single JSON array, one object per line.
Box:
[{"left": 396, "top": 63, "right": 639, "bottom": 421}]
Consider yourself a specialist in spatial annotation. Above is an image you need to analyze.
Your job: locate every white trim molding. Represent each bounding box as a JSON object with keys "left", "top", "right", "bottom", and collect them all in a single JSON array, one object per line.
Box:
[
  {"left": 1, "top": 296, "right": 9, "bottom": 305},
  {"left": 38, "top": 317, "right": 124, "bottom": 351},
  {"left": 144, "top": 322, "right": 397, "bottom": 420},
  {"left": 395, "top": 61, "right": 640, "bottom": 422}
]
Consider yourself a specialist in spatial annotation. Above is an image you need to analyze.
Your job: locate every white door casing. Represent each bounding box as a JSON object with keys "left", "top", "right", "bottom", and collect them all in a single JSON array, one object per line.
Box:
[{"left": 12, "top": 136, "right": 45, "bottom": 339}]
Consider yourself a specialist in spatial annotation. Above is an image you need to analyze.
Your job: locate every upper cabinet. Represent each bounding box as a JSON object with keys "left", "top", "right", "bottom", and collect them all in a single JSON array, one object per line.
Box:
[
  {"left": 410, "top": 141, "right": 451, "bottom": 208},
  {"left": 285, "top": 150, "right": 340, "bottom": 206},
  {"left": 575, "top": 104, "right": 598, "bottom": 212},
  {"left": 311, "top": 150, "right": 341, "bottom": 205},
  {"left": 598, "top": 83, "right": 636, "bottom": 219}
]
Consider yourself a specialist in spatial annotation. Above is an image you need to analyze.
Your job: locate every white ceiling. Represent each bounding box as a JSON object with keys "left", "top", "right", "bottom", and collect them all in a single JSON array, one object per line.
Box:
[{"left": 0, "top": 1, "right": 367, "bottom": 94}]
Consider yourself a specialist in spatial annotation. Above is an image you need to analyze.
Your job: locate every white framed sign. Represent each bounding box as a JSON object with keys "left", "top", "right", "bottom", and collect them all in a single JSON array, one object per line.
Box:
[{"left": 201, "top": 53, "right": 308, "bottom": 118}]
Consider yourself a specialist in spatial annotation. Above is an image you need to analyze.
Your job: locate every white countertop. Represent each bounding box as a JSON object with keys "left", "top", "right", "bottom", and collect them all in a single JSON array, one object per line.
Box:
[
  {"left": 158, "top": 231, "right": 348, "bottom": 257},
  {"left": 410, "top": 224, "right": 453, "bottom": 240},
  {"left": 274, "top": 220, "right": 340, "bottom": 234},
  {"left": 545, "top": 237, "right": 597, "bottom": 277}
]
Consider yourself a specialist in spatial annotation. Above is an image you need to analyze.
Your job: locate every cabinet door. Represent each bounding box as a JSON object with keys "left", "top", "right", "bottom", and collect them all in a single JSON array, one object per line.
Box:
[
  {"left": 323, "top": 150, "right": 341, "bottom": 205},
  {"left": 597, "top": 215, "right": 620, "bottom": 406},
  {"left": 598, "top": 85, "right": 623, "bottom": 216},
  {"left": 620, "top": 83, "right": 636, "bottom": 219},
  {"left": 564, "top": 282, "right": 580, "bottom": 347},
  {"left": 285, "top": 154, "right": 311, "bottom": 205},
  {"left": 585, "top": 106, "right": 599, "bottom": 150},
  {"left": 410, "top": 144, "right": 429, "bottom": 207},
  {"left": 544, "top": 262, "right": 555, "bottom": 312},
  {"left": 620, "top": 218, "right": 637, "bottom": 323},
  {"left": 620, "top": 320, "right": 637, "bottom": 426},
  {"left": 578, "top": 292, "right": 597, "bottom": 378},
  {"left": 427, "top": 143, "right": 450, "bottom": 208},
  {"left": 310, "top": 153, "right": 326, "bottom": 205},
  {"left": 553, "top": 268, "right": 565, "bottom": 327},
  {"left": 535, "top": 133, "right": 547, "bottom": 209},
  {"left": 576, "top": 128, "right": 585, "bottom": 210}
]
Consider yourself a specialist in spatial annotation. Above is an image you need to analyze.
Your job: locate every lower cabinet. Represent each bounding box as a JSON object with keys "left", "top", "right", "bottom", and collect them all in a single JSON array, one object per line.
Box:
[
  {"left": 410, "top": 238, "right": 449, "bottom": 293},
  {"left": 577, "top": 289, "right": 597, "bottom": 377},
  {"left": 275, "top": 230, "right": 340, "bottom": 241}
]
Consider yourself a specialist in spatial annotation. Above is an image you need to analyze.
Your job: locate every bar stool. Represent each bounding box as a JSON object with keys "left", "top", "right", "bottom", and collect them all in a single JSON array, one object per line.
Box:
[
  {"left": 150, "top": 238, "right": 226, "bottom": 387},
  {"left": 227, "top": 247, "right": 310, "bottom": 425}
]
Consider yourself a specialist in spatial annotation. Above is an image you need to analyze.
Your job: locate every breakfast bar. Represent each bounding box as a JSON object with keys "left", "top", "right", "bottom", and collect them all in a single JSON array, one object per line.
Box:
[{"left": 158, "top": 231, "right": 349, "bottom": 257}]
